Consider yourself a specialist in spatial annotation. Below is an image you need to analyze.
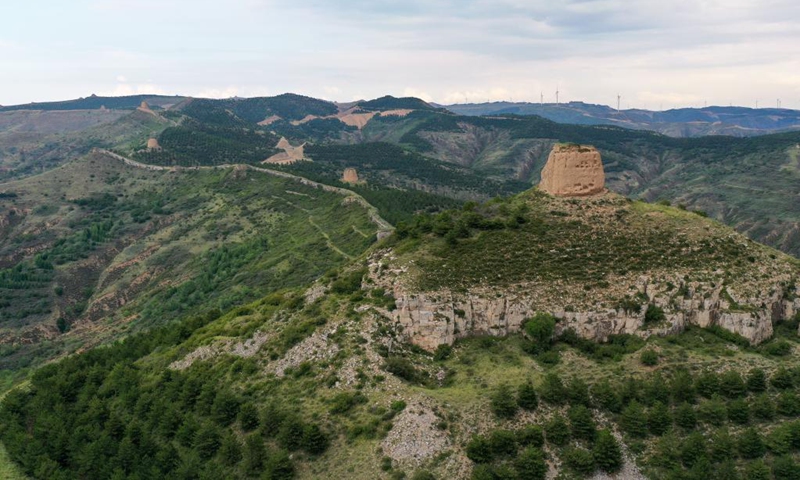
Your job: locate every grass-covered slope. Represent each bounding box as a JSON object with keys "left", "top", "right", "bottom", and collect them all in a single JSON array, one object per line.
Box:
[
  {"left": 0, "top": 151, "right": 378, "bottom": 382},
  {"left": 386, "top": 190, "right": 798, "bottom": 294}
]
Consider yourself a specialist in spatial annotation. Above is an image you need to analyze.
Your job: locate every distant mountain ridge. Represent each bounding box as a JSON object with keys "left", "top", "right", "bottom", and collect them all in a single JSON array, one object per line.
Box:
[{"left": 444, "top": 101, "right": 800, "bottom": 137}]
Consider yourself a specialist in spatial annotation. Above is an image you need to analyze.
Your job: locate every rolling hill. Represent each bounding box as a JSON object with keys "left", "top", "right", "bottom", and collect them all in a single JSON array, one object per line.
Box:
[
  {"left": 445, "top": 101, "right": 800, "bottom": 138},
  {"left": 1, "top": 184, "right": 798, "bottom": 479}
]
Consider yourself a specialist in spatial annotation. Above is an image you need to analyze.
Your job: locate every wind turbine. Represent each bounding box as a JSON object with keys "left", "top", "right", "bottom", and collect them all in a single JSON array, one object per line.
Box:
[
  {"left": 555, "top": 85, "right": 560, "bottom": 105},
  {"left": 540, "top": 91, "right": 543, "bottom": 105},
  {"left": 616, "top": 94, "right": 621, "bottom": 112}
]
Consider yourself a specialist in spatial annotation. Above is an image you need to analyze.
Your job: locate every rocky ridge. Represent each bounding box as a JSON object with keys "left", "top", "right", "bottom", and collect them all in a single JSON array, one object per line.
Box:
[{"left": 366, "top": 191, "right": 800, "bottom": 350}]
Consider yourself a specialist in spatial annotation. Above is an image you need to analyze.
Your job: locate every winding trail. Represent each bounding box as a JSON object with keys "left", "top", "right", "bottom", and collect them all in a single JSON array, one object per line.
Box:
[{"left": 95, "top": 149, "right": 394, "bottom": 237}]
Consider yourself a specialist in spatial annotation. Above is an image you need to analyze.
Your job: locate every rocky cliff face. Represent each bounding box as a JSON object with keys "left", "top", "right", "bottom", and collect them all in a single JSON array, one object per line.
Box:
[
  {"left": 367, "top": 249, "right": 798, "bottom": 350},
  {"left": 539, "top": 144, "right": 605, "bottom": 196}
]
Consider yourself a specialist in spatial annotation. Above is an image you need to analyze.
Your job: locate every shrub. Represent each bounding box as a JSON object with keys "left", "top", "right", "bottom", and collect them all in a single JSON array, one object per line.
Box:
[
  {"left": 433, "top": 344, "right": 452, "bottom": 361},
  {"left": 640, "top": 349, "right": 659, "bottom": 366},
  {"left": 411, "top": 471, "right": 436, "bottom": 480},
  {"left": 330, "top": 268, "right": 366, "bottom": 294},
  {"left": 466, "top": 436, "right": 493, "bottom": 464},
  {"left": 644, "top": 304, "right": 666, "bottom": 324},
  {"left": 764, "top": 340, "right": 792, "bottom": 357},
  {"left": 490, "top": 384, "right": 518, "bottom": 419},
  {"left": 523, "top": 313, "right": 557, "bottom": 351},
  {"left": 384, "top": 356, "right": 424, "bottom": 384},
  {"left": 488, "top": 430, "right": 517, "bottom": 457},
  {"left": 265, "top": 449, "right": 295, "bottom": 480}
]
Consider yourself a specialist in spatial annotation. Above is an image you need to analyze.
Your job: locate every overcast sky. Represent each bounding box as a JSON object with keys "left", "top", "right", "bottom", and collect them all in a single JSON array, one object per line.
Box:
[{"left": 2, "top": 0, "right": 799, "bottom": 109}]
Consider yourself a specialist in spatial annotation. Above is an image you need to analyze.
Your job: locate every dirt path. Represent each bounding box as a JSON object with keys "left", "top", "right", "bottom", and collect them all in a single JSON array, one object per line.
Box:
[
  {"left": 95, "top": 149, "right": 394, "bottom": 237},
  {"left": 308, "top": 216, "right": 354, "bottom": 260}
]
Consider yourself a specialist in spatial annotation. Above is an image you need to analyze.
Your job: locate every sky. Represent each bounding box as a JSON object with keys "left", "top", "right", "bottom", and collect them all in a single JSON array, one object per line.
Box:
[{"left": 2, "top": 0, "right": 799, "bottom": 109}]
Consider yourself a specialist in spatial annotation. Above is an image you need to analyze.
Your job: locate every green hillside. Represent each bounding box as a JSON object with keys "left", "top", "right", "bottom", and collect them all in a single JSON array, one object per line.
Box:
[
  {"left": 1, "top": 189, "right": 799, "bottom": 479},
  {"left": 0, "top": 151, "right": 379, "bottom": 385}
]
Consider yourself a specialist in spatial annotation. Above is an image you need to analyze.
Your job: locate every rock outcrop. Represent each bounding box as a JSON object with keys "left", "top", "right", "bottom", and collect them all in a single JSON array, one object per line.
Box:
[
  {"left": 146, "top": 138, "right": 161, "bottom": 151},
  {"left": 539, "top": 144, "right": 605, "bottom": 196},
  {"left": 367, "top": 249, "right": 798, "bottom": 350},
  {"left": 342, "top": 168, "right": 359, "bottom": 184}
]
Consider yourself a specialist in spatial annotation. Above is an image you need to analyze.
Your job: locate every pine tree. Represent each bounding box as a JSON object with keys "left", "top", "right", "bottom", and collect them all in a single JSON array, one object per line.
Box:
[
  {"left": 674, "top": 402, "right": 697, "bottom": 430},
  {"left": 680, "top": 432, "right": 707, "bottom": 468},
  {"left": 238, "top": 402, "right": 260, "bottom": 432},
  {"left": 751, "top": 393, "right": 776, "bottom": 421},
  {"left": 544, "top": 415, "right": 571, "bottom": 446},
  {"left": 592, "top": 430, "right": 622, "bottom": 473},
  {"left": 540, "top": 373, "right": 566, "bottom": 405},
  {"left": 514, "top": 447, "right": 547, "bottom": 480},
  {"left": 647, "top": 401, "right": 673, "bottom": 435},
  {"left": 591, "top": 380, "right": 622, "bottom": 413},
  {"left": 738, "top": 428, "right": 766, "bottom": 459},
  {"left": 301, "top": 423, "right": 329, "bottom": 455},
  {"left": 746, "top": 368, "right": 768, "bottom": 393},
  {"left": 568, "top": 405, "right": 597, "bottom": 443},
  {"left": 567, "top": 377, "right": 592, "bottom": 407},
  {"left": 745, "top": 460, "right": 771, "bottom": 480},
  {"left": 727, "top": 398, "right": 750, "bottom": 425},
  {"left": 720, "top": 370, "right": 746, "bottom": 398},
  {"left": 219, "top": 433, "right": 242, "bottom": 466},
  {"left": 621, "top": 400, "right": 648, "bottom": 437},
  {"left": 265, "top": 449, "right": 295, "bottom": 480},
  {"left": 517, "top": 382, "right": 539, "bottom": 411},
  {"left": 490, "top": 384, "right": 518, "bottom": 419}
]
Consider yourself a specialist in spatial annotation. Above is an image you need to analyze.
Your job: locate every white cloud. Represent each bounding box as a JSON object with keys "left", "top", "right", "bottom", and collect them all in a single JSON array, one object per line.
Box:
[
  {"left": 116, "top": 75, "right": 127, "bottom": 83},
  {"left": 402, "top": 88, "right": 433, "bottom": 102},
  {"left": 99, "top": 83, "right": 167, "bottom": 96},
  {"left": 192, "top": 87, "right": 240, "bottom": 99}
]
